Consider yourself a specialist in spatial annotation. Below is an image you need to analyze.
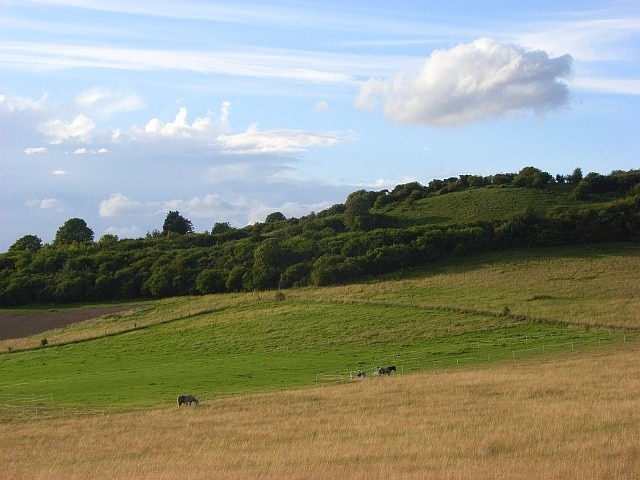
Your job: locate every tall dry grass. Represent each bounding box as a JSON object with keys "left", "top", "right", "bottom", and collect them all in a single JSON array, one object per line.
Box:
[{"left": 2, "top": 344, "right": 638, "bottom": 480}]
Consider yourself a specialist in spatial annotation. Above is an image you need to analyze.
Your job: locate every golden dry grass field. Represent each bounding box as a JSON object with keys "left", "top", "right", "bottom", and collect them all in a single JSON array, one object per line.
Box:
[{"left": 1, "top": 343, "right": 638, "bottom": 480}]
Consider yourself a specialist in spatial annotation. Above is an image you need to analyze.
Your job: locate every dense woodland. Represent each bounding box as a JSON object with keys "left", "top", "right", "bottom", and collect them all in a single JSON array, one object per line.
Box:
[{"left": 1, "top": 167, "right": 638, "bottom": 306}]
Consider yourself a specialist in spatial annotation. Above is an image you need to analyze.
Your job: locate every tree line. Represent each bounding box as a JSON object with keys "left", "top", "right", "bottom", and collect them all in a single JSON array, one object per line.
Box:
[{"left": 1, "top": 167, "right": 638, "bottom": 306}]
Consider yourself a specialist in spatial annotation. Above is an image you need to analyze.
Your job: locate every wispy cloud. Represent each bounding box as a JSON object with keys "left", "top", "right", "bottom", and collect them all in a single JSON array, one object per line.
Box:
[
  {"left": 27, "top": 197, "right": 64, "bottom": 210},
  {"left": 0, "top": 42, "right": 363, "bottom": 85},
  {"left": 75, "top": 87, "right": 145, "bottom": 117},
  {"left": 24, "top": 147, "right": 47, "bottom": 154},
  {"left": 570, "top": 77, "right": 640, "bottom": 96},
  {"left": 217, "top": 124, "right": 346, "bottom": 155},
  {"left": 512, "top": 17, "right": 640, "bottom": 63}
]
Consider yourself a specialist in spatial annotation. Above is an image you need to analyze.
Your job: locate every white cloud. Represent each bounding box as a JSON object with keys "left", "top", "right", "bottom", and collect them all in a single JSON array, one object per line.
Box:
[
  {"left": 314, "top": 101, "right": 329, "bottom": 111},
  {"left": 0, "top": 93, "right": 45, "bottom": 113},
  {"left": 74, "top": 147, "right": 110, "bottom": 154},
  {"left": 99, "top": 192, "right": 249, "bottom": 224},
  {"left": 39, "top": 113, "right": 95, "bottom": 143},
  {"left": 4, "top": 93, "right": 348, "bottom": 160},
  {"left": 129, "top": 105, "right": 348, "bottom": 156},
  {"left": 103, "top": 225, "right": 143, "bottom": 238},
  {"left": 246, "top": 200, "right": 334, "bottom": 225},
  {"left": 163, "top": 194, "right": 242, "bottom": 219},
  {"left": 217, "top": 123, "right": 344, "bottom": 154},
  {"left": 26, "top": 197, "right": 63, "bottom": 210},
  {"left": 75, "top": 87, "right": 111, "bottom": 107},
  {"left": 205, "top": 163, "right": 251, "bottom": 183},
  {"left": 513, "top": 18, "right": 640, "bottom": 63},
  {"left": 75, "top": 87, "right": 145, "bottom": 117},
  {"left": 219, "top": 100, "right": 231, "bottom": 131},
  {"left": 99, "top": 193, "right": 157, "bottom": 217},
  {"left": 137, "top": 107, "right": 215, "bottom": 139},
  {"left": 355, "top": 38, "right": 573, "bottom": 127},
  {"left": 570, "top": 77, "right": 640, "bottom": 96},
  {"left": 24, "top": 147, "right": 47, "bottom": 154},
  {"left": 52, "top": 169, "right": 67, "bottom": 175},
  {"left": 0, "top": 42, "right": 359, "bottom": 86}
]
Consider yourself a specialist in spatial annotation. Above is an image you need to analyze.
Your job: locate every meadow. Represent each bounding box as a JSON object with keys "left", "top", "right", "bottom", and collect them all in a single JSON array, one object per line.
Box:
[
  {"left": 0, "top": 242, "right": 638, "bottom": 478},
  {"left": 1, "top": 344, "right": 638, "bottom": 479}
]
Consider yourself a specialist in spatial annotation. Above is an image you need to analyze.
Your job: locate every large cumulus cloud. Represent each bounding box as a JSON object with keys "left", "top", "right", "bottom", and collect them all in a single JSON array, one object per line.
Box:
[{"left": 355, "top": 38, "right": 573, "bottom": 127}]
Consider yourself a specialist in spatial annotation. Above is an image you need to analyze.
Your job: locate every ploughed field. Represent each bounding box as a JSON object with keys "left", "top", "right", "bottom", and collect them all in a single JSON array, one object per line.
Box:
[{"left": 0, "top": 306, "right": 132, "bottom": 341}]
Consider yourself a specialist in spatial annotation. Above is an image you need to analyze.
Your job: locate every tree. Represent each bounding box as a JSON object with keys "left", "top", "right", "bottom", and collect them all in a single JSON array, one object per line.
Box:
[
  {"left": 513, "top": 167, "right": 553, "bottom": 188},
  {"left": 162, "top": 211, "right": 194, "bottom": 235},
  {"left": 252, "top": 238, "right": 285, "bottom": 289},
  {"left": 98, "top": 234, "right": 119, "bottom": 248},
  {"left": 212, "top": 222, "right": 233, "bottom": 234},
  {"left": 54, "top": 218, "right": 94, "bottom": 246},
  {"left": 9, "top": 234, "right": 43, "bottom": 252},
  {"left": 195, "top": 269, "right": 226, "bottom": 294},
  {"left": 567, "top": 167, "right": 583, "bottom": 185},
  {"left": 265, "top": 212, "right": 286, "bottom": 223},
  {"left": 226, "top": 265, "right": 250, "bottom": 292},
  {"left": 344, "top": 190, "right": 376, "bottom": 231}
]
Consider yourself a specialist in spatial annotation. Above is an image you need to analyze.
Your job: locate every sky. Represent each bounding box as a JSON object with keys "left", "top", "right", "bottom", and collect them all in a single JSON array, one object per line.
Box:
[{"left": 1, "top": 0, "right": 639, "bottom": 251}]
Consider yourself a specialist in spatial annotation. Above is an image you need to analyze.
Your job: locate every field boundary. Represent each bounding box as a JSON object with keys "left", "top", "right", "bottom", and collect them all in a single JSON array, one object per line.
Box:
[
  {"left": 314, "top": 332, "right": 639, "bottom": 383},
  {"left": 1, "top": 333, "right": 636, "bottom": 422}
]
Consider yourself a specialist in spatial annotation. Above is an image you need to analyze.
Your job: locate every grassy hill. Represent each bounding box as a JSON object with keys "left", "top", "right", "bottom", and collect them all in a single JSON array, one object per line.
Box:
[
  {"left": 380, "top": 184, "right": 586, "bottom": 226},
  {"left": 2, "top": 169, "right": 638, "bottom": 306},
  {"left": 2, "top": 169, "right": 638, "bottom": 478},
  {"left": 1, "top": 242, "right": 638, "bottom": 415}
]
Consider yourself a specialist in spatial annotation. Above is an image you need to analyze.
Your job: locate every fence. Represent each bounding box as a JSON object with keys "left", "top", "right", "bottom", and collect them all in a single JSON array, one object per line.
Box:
[
  {"left": 315, "top": 332, "right": 639, "bottom": 382},
  {"left": 1, "top": 331, "right": 636, "bottom": 420},
  {"left": 0, "top": 393, "right": 108, "bottom": 419}
]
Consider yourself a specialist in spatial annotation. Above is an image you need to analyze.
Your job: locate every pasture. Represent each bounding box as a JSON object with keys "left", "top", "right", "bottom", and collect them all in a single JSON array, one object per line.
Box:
[
  {"left": 1, "top": 344, "right": 638, "bottom": 479},
  {"left": 0, "top": 242, "right": 638, "bottom": 478}
]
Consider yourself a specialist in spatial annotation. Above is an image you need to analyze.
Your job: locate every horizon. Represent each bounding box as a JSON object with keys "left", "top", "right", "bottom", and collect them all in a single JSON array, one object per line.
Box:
[{"left": 1, "top": 1, "right": 639, "bottom": 251}]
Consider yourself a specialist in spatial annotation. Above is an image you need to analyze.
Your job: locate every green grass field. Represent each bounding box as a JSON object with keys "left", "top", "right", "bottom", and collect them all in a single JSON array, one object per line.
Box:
[{"left": 1, "top": 242, "right": 638, "bottom": 415}]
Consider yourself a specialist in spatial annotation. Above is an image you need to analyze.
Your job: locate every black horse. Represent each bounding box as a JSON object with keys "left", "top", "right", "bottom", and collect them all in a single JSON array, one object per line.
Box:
[
  {"left": 377, "top": 366, "right": 397, "bottom": 375},
  {"left": 177, "top": 395, "right": 199, "bottom": 406}
]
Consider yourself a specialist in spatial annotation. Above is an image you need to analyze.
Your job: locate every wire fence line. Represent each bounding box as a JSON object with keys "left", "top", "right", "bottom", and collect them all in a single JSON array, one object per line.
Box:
[
  {"left": 315, "top": 333, "right": 639, "bottom": 382},
  {"left": 0, "top": 392, "right": 109, "bottom": 419},
  {"left": 1, "top": 332, "right": 637, "bottom": 420},
  {"left": 1, "top": 330, "right": 635, "bottom": 392}
]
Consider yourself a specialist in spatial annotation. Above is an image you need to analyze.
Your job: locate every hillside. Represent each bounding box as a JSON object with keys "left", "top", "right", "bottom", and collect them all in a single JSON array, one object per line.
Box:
[
  {"left": 1, "top": 242, "right": 639, "bottom": 479},
  {"left": 0, "top": 167, "right": 638, "bottom": 306},
  {"left": 381, "top": 184, "right": 590, "bottom": 226},
  {"left": 1, "top": 242, "right": 638, "bottom": 413}
]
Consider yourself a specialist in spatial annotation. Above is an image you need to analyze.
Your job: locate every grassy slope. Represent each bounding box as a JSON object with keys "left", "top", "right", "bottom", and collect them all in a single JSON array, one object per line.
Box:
[
  {"left": 379, "top": 184, "right": 605, "bottom": 226},
  {"left": 1, "top": 242, "right": 638, "bottom": 414}
]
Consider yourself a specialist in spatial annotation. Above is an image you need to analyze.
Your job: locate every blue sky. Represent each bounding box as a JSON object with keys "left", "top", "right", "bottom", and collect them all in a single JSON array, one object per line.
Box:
[{"left": 1, "top": 0, "right": 639, "bottom": 250}]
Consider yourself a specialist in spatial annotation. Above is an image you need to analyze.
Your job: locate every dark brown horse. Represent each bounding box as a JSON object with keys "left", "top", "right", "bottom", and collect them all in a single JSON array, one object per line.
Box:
[
  {"left": 377, "top": 366, "right": 396, "bottom": 375},
  {"left": 177, "top": 395, "right": 199, "bottom": 406}
]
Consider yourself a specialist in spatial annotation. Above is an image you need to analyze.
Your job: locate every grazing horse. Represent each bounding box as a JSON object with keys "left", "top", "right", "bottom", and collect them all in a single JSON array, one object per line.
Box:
[
  {"left": 377, "top": 366, "right": 397, "bottom": 376},
  {"left": 177, "top": 395, "right": 199, "bottom": 406}
]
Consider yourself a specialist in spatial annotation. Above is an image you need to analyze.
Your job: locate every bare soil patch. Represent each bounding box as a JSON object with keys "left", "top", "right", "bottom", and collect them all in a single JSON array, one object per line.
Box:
[{"left": 0, "top": 307, "right": 133, "bottom": 340}]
